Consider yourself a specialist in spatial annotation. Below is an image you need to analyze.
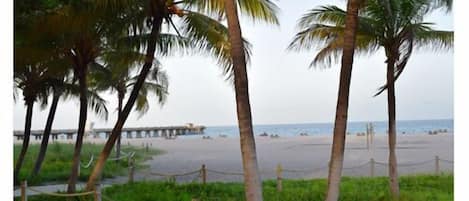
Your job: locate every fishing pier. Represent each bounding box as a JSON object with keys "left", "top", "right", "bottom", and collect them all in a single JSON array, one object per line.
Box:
[{"left": 13, "top": 123, "right": 205, "bottom": 140}]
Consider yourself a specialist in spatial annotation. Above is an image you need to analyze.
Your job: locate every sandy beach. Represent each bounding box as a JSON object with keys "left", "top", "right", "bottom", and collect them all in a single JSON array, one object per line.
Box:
[
  {"left": 58, "top": 132, "right": 452, "bottom": 183},
  {"left": 15, "top": 133, "right": 453, "bottom": 183}
]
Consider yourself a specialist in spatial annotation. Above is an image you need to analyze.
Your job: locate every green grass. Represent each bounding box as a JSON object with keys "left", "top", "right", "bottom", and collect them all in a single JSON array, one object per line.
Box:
[
  {"left": 22, "top": 174, "right": 453, "bottom": 201},
  {"left": 14, "top": 142, "right": 164, "bottom": 185}
]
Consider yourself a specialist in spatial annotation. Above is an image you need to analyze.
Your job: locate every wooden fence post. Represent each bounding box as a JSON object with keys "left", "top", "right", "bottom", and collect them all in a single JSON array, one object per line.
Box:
[
  {"left": 21, "top": 180, "right": 27, "bottom": 201},
  {"left": 435, "top": 155, "right": 440, "bottom": 175},
  {"left": 370, "top": 158, "right": 375, "bottom": 177},
  {"left": 201, "top": 164, "right": 207, "bottom": 185},
  {"left": 276, "top": 163, "right": 283, "bottom": 192},
  {"left": 94, "top": 184, "right": 102, "bottom": 201},
  {"left": 128, "top": 155, "right": 134, "bottom": 183}
]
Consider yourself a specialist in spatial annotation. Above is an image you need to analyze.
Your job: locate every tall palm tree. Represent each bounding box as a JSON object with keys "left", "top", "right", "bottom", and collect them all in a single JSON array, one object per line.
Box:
[
  {"left": 288, "top": 0, "right": 452, "bottom": 198},
  {"left": 291, "top": 0, "right": 362, "bottom": 200},
  {"left": 188, "top": 1, "right": 278, "bottom": 200},
  {"left": 222, "top": 0, "right": 272, "bottom": 200},
  {"left": 289, "top": 1, "right": 363, "bottom": 200},
  {"left": 85, "top": 0, "right": 278, "bottom": 192}
]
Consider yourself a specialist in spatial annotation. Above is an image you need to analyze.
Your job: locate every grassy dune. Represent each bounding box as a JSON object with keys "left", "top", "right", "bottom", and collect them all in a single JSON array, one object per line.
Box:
[
  {"left": 22, "top": 174, "right": 453, "bottom": 201},
  {"left": 14, "top": 142, "right": 163, "bottom": 185}
]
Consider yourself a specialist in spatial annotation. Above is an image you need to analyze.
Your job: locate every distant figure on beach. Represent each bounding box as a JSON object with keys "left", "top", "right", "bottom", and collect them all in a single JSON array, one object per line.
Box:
[
  {"left": 202, "top": 136, "right": 212, "bottom": 140},
  {"left": 259, "top": 132, "right": 268, "bottom": 137},
  {"left": 270, "top": 134, "right": 280, "bottom": 138},
  {"left": 299, "top": 132, "right": 308, "bottom": 136},
  {"left": 428, "top": 130, "right": 438, "bottom": 135},
  {"left": 219, "top": 134, "right": 227, "bottom": 138}
]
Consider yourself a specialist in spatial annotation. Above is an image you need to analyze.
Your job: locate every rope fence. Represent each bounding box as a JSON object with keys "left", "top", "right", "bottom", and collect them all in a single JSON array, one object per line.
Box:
[
  {"left": 19, "top": 155, "right": 453, "bottom": 200},
  {"left": 20, "top": 181, "right": 101, "bottom": 201}
]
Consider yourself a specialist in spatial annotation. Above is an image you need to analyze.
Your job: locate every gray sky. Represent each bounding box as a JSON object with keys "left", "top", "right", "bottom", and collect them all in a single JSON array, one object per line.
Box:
[{"left": 13, "top": 0, "right": 454, "bottom": 130}]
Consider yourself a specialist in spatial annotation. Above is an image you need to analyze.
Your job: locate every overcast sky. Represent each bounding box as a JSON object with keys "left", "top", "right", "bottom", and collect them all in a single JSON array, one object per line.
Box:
[{"left": 13, "top": 0, "right": 454, "bottom": 130}]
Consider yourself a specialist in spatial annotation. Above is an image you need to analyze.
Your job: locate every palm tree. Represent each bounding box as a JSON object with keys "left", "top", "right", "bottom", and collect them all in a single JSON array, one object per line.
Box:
[
  {"left": 30, "top": 77, "right": 66, "bottom": 177},
  {"left": 288, "top": 0, "right": 452, "bottom": 198},
  {"left": 29, "top": 1, "right": 123, "bottom": 191},
  {"left": 13, "top": 10, "right": 61, "bottom": 182},
  {"left": 31, "top": 75, "right": 109, "bottom": 176},
  {"left": 85, "top": 0, "right": 278, "bottom": 192},
  {"left": 223, "top": 0, "right": 273, "bottom": 200},
  {"left": 90, "top": 50, "right": 168, "bottom": 159},
  {"left": 291, "top": 0, "right": 362, "bottom": 200},
  {"left": 14, "top": 0, "right": 109, "bottom": 183},
  {"left": 13, "top": 62, "right": 50, "bottom": 185}
]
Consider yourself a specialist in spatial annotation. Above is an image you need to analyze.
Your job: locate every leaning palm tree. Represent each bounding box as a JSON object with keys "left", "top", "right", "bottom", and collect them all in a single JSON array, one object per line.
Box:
[
  {"left": 90, "top": 50, "right": 168, "bottom": 160},
  {"left": 85, "top": 1, "right": 278, "bottom": 195},
  {"left": 288, "top": 0, "right": 452, "bottom": 198}
]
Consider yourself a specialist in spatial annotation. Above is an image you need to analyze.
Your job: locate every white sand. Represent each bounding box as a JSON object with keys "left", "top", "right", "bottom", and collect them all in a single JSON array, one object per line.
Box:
[
  {"left": 122, "top": 133, "right": 453, "bottom": 182},
  {"left": 17, "top": 133, "right": 453, "bottom": 182}
]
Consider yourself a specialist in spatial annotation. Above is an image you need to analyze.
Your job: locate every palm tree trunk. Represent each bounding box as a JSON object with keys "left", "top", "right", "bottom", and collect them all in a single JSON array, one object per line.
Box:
[
  {"left": 32, "top": 89, "right": 61, "bottom": 176},
  {"left": 14, "top": 100, "right": 34, "bottom": 185},
  {"left": 386, "top": 54, "right": 399, "bottom": 198},
  {"left": 224, "top": 0, "right": 263, "bottom": 200},
  {"left": 115, "top": 91, "right": 124, "bottom": 161},
  {"left": 67, "top": 72, "right": 88, "bottom": 193},
  {"left": 325, "top": 0, "right": 360, "bottom": 200},
  {"left": 85, "top": 2, "right": 165, "bottom": 190}
]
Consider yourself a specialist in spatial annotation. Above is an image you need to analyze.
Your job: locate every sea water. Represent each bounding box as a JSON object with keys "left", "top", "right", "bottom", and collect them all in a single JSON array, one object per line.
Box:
[{"left": 196, "top": 119, "right": 453, "bottom": 138}]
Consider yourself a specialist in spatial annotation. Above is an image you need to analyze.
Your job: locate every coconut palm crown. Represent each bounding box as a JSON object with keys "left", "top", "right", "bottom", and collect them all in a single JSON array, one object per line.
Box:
[{"left": 288, "top": 0, "right": 453, "bottom": 95}]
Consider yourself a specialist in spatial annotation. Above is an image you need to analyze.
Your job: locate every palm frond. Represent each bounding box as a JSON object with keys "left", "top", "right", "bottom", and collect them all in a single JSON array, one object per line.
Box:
[
  {"left": 87, "top": 90, "right": 109, "bottom": 120},
  {"left": 180, "top": 11, "right": 252, "bottom": 80},
  {"left": 184, "top": 0, "right": 279, "bottom": 24}
]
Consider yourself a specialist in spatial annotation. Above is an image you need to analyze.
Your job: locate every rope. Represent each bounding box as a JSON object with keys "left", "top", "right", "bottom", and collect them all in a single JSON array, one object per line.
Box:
[
  {"left": 375, "top": 159, "right": 434, "bottom": 167},
  {"left": 108, "top": 151, "right": 134, "bottom": 161},
  {"left": 440, "top": 158, "right": 453, "bottom": 163},
  {"left": 149, "top": 169, "right": 201, "bottom": 177},
  {"left": 191, "top": 171, "right": 202, "bottom": 183},
  {"left": 80, "top": 154, "right": 94, "bottom": 168},
  {"left": 206, "top": 169, "right": 244, "bottom": 176},
  {"left": 79, "top": 151, "right": 135, "bottom": 169},
  {"left": 342, "top": 162, "right": 370, "bottom": 170},
  {"left": 374, "top": 161, "right": 388, "bottom": 166},
  {"left": 282, "top": 164, "right": 329, "bottom": 173},
  {"left": 27, "top": 187, "right": 94, "bottom": 197},
  {"left": 283, "top": 168, "right": 314, "bottom": 173}
]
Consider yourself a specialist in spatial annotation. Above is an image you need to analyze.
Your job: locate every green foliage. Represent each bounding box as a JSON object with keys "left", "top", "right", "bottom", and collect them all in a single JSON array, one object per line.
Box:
[
  {"left": 22, "top": 175, "right": 453, "bottom": 201},
  {"left": 288, "top": 0, "right": 453, "bottom": 92},
  {"left": 13, "top": 142, "right": 163, "bottom": 185}
]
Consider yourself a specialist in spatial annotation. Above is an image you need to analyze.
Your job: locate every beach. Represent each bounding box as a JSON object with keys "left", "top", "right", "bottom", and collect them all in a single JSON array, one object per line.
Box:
[
  {"left": 15, "top": 133, "right": 453, "bottom": 182},
  {"left": 27, "top": 132, "right": 449, "bottom": 183}
]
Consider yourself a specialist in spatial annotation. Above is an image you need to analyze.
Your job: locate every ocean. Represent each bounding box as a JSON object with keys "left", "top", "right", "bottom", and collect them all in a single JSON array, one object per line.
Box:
[{"left": 197, "top": 119, "right": 453, "bottom": 138}]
